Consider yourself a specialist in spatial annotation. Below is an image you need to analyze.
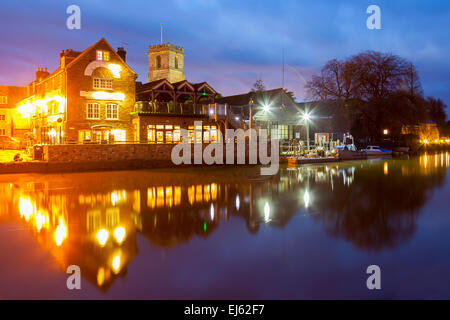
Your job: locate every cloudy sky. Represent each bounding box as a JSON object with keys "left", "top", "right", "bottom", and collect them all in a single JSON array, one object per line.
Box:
[{"left": 0, "top": 0, "right": 449, "bottom": 107}]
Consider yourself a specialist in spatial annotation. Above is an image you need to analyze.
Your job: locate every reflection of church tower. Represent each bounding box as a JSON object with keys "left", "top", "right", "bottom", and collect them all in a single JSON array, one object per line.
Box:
[{"left": 147, "top": 43, "right": 185, "bottom": 83}]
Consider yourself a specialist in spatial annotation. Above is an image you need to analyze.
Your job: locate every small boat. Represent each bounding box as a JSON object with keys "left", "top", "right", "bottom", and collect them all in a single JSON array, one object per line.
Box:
[{"left": 362, "top": 145, "right": 392, "bottom": 156}]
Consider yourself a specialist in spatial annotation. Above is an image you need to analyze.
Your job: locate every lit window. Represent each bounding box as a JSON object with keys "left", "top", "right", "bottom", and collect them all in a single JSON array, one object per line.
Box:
[
  {"left": 87, "top": 103, "right": 100, "bottom": 119},
  {"left": 93, "top": 78, "right": 113, "bottom": 90},
  {"left": 0, "top": 129, "right": 5, "bottom": 135},
  {"left": 148, "top": 125, "right": 155, "bottom": 143},
  {"left": 79, "top": 130, "right": 92, "bottom": 143},
  {"left": 106, "top": 104, "right": 118, "bottom": 120},
  {"left": 96, "top": 50, "right": 110, "bottom": 61},
  {"left": 0, "top": 114, "right": 5, "bottom": 121},
  {"left": 0, "top": 96, "right": 7, "bottom": 104},
  {"left": 111, "top": 129, "right": 126, "bottom": 142}
]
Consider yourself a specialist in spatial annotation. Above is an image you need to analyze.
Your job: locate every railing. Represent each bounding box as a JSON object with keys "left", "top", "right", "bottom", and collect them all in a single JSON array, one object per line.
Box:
[{"left": 134, "top": 102, "right": 228, "bottom": 117}]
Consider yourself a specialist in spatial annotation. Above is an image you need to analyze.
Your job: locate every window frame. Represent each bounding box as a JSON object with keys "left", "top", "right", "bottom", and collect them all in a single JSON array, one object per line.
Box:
[
  {"left": 86, "top": 103, "right": 100, "bottom": 120},
  {"left": 93, "top": 78, "right": 113, "bottom": 90},
  {"left": 106, "top": 103, "right": 119, "bottom": 120},
  {"left": 96, "top": 50, "right": 110, "bottom": 61}
]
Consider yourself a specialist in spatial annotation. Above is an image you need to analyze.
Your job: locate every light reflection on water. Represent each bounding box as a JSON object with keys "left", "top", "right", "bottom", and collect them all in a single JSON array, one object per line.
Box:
[{"left": 0, "top": 152, "right": 449, "bottom": 298}]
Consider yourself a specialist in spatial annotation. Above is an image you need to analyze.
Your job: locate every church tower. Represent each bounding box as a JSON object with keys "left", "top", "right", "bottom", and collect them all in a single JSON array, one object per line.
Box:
[{"left": 147, "top": 43, "right": 185, "bottom": 83}]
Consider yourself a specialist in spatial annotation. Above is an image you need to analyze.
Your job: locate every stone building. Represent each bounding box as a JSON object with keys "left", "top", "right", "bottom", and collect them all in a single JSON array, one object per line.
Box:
[{"left": 15, "top": 38, "right": 137, "bottom": 144}]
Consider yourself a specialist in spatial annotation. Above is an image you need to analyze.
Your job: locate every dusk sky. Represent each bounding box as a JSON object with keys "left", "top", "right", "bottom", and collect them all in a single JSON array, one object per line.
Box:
[{"left": 1, "top": 0, "right": 449, "bottom": 107}]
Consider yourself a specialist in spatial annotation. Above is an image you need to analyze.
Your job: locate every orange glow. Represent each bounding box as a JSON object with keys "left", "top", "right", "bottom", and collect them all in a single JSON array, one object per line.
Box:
[
  {"left": 55, "top": 219, "right": 68, "bottom": 246},
  {"left": 113, "top": 226, "right": 126, "bottom": 244},
  {"left": 97, "top": 229, "right": 109, "bottom": 246}
]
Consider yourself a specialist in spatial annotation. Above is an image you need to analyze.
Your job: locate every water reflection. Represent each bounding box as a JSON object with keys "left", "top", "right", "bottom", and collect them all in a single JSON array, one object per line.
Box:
[{"left": 0, "top": 152, "right": 448, "bottom": 292}]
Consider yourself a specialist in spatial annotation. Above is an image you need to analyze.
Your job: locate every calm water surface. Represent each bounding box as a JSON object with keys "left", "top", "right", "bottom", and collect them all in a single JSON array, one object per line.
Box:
[{"left": 0, "top": 153, "right": 449, "bottom": 299}]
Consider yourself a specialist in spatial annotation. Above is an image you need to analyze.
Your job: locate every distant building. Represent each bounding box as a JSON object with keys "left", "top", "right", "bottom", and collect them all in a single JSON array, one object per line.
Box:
[
  {"left": 217, "top": 88, "right": 304, "bottom": 141},
  {"left": 0, "top": 85, "right": 28, "bottom": 137},
  {"left": 15, "top": 38, "right": 137, "bottom": 144},
  {"left": 401, "top": 121, "right": 440, "bottom": 142}
]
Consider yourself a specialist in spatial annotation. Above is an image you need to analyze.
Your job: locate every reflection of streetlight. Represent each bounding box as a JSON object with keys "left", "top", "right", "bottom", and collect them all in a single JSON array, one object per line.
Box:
[{"left": 302, "top": 111, "right": 312, "bottom": 151}]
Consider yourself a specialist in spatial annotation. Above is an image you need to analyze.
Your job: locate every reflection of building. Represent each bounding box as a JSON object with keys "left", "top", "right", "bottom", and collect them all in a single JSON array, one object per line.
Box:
[{"left": 15, "top": 38, "right": 137, "bottom": 144}]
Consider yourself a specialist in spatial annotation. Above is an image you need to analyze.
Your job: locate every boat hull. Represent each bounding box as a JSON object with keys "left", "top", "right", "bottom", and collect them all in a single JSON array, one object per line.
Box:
[
  {"left": 365, "top": 151, "right": 392, "bottom": 156},
  {"left": 338, "top": 150, "right": 368, "bottom": 160}
]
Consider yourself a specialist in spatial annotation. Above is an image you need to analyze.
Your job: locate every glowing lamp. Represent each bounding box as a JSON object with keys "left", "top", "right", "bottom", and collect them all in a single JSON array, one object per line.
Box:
[
  {"left": 108, "top": 64, "right": 122, "bottom": 78},
  {"left": 96, "top": 229, "right": 109, "bottom": 246},
  {"left": 113, "top": 226, "right": 126, "bottom": 244}
]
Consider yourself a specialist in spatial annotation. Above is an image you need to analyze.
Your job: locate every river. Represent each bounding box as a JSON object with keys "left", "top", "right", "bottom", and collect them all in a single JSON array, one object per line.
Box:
[{"left": 0, "top": 152, "right": 449, "bottom": 299}]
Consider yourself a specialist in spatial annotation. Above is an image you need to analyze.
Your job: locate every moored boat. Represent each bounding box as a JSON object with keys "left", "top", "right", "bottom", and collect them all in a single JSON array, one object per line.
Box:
[{"left": 362, "top": 145, "right": 393, "bottom": 156}]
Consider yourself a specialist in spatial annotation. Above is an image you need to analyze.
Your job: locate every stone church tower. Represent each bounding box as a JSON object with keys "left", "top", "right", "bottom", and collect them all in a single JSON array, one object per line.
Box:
[{"left": 147, "top": 43, "right": 185, "bottom": 83}]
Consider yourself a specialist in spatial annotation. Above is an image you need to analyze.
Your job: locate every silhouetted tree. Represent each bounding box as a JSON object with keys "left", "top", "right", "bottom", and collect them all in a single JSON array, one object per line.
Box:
[{"left": 305, "top": 51, "right": 428, "bottom": 139}]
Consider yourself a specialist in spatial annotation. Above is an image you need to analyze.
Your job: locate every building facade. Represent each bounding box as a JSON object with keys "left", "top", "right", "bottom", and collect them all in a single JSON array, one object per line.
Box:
[{"left": 16, "top": 38, "right": 137, "bottom": 144}]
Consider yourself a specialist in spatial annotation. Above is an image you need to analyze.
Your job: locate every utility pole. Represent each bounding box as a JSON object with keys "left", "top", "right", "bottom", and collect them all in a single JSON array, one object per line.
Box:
[{"left": 249, "top": 98, "right": 253, "bottom": 141}]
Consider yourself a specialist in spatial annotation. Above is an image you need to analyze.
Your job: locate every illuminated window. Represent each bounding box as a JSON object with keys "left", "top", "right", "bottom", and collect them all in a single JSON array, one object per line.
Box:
[
  {"left": 173, "top": 126, "right": 181, "bottom": 143},
  {"left": 211, "top": 126, "right": 217, "bottom": 142},
  {"left": 203, "top": 126, "right": 210, "bottom": 143},
  {"left": 156, "top": 130, "right": 164, "bottom": 143},
  {"left": 188, "top": 126, "right": 194, "bottom": 143},
  {"left": 175, "top": 56, "right": 179, "bottom": 69},
  {"left": 148, "top": 125, "right": 155, "bottom": 143},
  {"left": 106, "top": 104, "right": 118, "bottom": 120},
  {"left": 0, "top": 129, "right": 5, "bottom": 135},
  {"left": 93, "top": 78, "right": 113, "bottom": 90},
  {"left": 96, "top": 50, "right": 110, "bottom": 61},
  {"left": 111, "top": 129, "right": 126, "bottom": 142},
  {"left": 78, "top": 130, "right": 91, "bottom": 142},
  {"left": 86, "top": 103, "right": 100, "bottom": 119},
  {"left": 0, "top": 114, "right": 5, "bottom": 121},
  {"left": 0, "top": 96, "right": 7, "bottom": 104}
]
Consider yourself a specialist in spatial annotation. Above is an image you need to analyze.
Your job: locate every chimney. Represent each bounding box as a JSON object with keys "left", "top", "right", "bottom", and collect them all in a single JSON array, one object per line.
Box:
[
  {"left": 35, "top": 67, "right": 50, "bottom": 82},
  {"left": 117, "top": 47, "right": 126, "bottom": 62}
]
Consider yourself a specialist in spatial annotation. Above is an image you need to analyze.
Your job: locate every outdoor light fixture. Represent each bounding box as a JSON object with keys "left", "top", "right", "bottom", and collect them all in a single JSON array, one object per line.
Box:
[
  {"left": 383, "top": 129, "right": 389, "bottom": 135},
  {"left": 263, "top": 104, "right": 270, "bottom": 112},
  {"left": 302, "top": 112, "right": 311, "bottom": 121},
  {"left": 108, "top": 64, "right": 122, "bottom": 78}
]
